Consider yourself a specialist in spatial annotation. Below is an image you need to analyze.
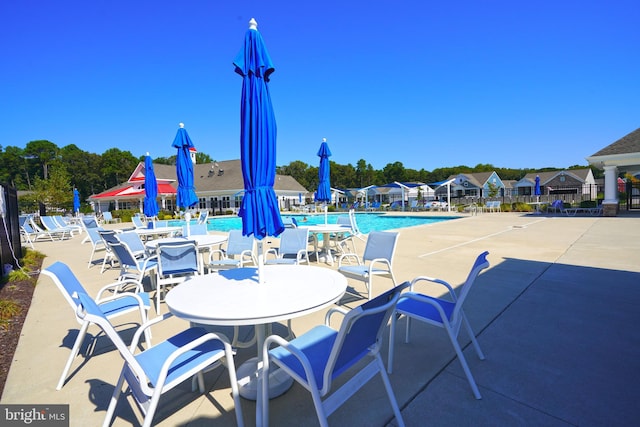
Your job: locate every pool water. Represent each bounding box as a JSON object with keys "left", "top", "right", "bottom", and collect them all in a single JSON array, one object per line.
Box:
[{"left": 172, "top": 213, "right": 459, "bottom": 234}]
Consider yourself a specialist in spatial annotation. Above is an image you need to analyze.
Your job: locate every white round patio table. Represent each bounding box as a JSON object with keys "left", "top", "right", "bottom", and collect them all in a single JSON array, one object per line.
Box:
[
  {"left": 144, "top": 234, "right": 227, "bottom": 251},
  {"left": 165, "top": 265, "right": 347, "bottom": 418},
  {"left": 300, "top": 224, "right": 352, "bottom": 265}
]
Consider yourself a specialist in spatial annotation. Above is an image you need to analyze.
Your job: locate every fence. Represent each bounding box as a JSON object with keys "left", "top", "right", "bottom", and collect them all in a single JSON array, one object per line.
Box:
[{"left": 0, "top": 184, "right": 23, "bottom": 277}]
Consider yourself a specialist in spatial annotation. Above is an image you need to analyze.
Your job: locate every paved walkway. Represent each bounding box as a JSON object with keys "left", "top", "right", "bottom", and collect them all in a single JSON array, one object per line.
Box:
[{"left": 2, "top": 211, "right": 639, "bottom": 426}]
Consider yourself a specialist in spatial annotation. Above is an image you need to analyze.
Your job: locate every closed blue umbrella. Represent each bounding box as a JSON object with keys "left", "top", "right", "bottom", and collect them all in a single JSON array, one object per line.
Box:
[
  {"left": 73, "top": 188, "right": 80, "bottom": 214},
  {"left": 171, "top": 123, "right": 198, "bottom": 210},
  {"left": 317, "top": 138, "right": 332, "bottom": 224},
  {"left": 234, "top": 18, "right": 283, "bottom": 240},
  {"left": 234, "top": 18, "right": 283, "bottom": 284},
  {"left": 534, "top": 175, "right": 541, "bottom": 197},
  {"left": 143, "top": 153, "right": 159, "bottom": 218}
]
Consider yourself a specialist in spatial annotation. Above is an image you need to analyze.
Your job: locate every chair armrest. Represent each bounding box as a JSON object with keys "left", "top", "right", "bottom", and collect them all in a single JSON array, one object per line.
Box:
[
  {"left": 410, "top": 276, "right": 457, "bottom": 300},
  {"left": 263, "top": 334, "right": 318, "bottom": 389},
  {"left": 240, "top": 250, "right": 256, "bottom": 264},
  {"left": 338, "top": 253, "right": 362, "bottom": 267},
  {"left": 96, "top": 278, "right": 145, "bottom": 298},
  {"left": 157, "top": 331, "right": 234, "bottom": 385},
  {"left": 129, "top": 312, "right": 174, "bottom": 351},
  {"left": 367, "top": 258, "right": 393, "bottom": 273},
  {"left": 265, "top": 248, "right": 278, "bottom": 259},
  {"left": 324, "top": 306, "right": 349, "bottom": 327},
  {"left": 208, "top": 248, "right": 226, "bottom": 262}
]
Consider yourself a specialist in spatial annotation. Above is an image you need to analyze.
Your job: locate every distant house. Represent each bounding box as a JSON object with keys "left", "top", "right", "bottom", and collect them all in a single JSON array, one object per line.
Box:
[
  {"left": 442, "top": 172, "right": 505, "bottom": 199},
  {"left": 513, "top": 169, "right": 596, "bottom": 199},
  {"left": 89, "top": 159, "right": 308, "bottom": 214}
]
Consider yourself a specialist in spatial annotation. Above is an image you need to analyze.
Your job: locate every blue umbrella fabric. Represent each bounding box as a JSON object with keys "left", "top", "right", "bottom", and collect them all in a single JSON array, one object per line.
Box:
[
  {"left": 534, "top": 175, "right": 541, "bottom": 197},
  {"left": 316, "top": 138, "right": 332, "bottom": 202},
  {"left": 171, "top": 123, "right": 198, "bottom": 210},
  {"left": 73, "top": 188, "right": 80, "bottom": 214},
  {"left": 143, "top": 153, "right": 159, "bottom": 218},
  {"left": 234, "top": 18, "right": 284, "bottom": 241}
]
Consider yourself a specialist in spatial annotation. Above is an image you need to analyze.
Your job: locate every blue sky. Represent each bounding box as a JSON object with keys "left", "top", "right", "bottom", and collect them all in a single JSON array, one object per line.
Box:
[{"left": 1, "top": 1, "right": 638, "bottom": 171}]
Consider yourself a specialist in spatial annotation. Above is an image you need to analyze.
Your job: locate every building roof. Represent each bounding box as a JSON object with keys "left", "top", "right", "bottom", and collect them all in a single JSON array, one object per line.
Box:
[
  {"left": 589, "top": 128, "right": 640, "bottom": 157},
  {"left": 89, "top": 159, "right": 307, "bottom": 201}
]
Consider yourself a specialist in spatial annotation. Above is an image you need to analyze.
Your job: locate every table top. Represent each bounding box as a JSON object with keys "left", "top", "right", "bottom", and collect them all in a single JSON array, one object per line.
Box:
[
  {"left": 134, "top": 226, "right": 182, "bottom": 236},
  {"left": 145, "top": 234, "right": 227, "bottom": 250},
  {"left": 165, "top": 265, "right": 347, "bottom": 326},
  {"left": 300, "top": 224, "right": 352, "bottom": 233}
]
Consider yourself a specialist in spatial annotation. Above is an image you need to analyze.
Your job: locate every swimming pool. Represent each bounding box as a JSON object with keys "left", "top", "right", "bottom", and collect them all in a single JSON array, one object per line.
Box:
[{"left": 176, "top": 213, "right": 459, "bottom": 234}]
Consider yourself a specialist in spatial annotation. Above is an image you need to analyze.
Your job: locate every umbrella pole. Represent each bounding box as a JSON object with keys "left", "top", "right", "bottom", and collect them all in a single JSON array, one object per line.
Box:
[
  {"left": 324, "top": 204, "right": 328, "bottom": 225},
  {"left": 257, "top": 241, "right": 265, "bottom": 285}
]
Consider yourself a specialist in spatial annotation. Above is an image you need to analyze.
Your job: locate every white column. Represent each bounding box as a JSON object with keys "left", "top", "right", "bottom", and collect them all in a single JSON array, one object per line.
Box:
[{"left": 603, "top": 165, "right": 618, "bottom": 204}]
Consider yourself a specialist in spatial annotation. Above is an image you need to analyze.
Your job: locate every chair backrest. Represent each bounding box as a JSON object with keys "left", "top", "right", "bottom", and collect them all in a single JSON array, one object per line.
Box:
[
  {"left": 41, "top": 216, "right": 61, "bottom": 230},
  {"left": 282, "top": 217, "right": 298, "bottom": 228},
  {"left": 81, "top": 216, "right": 100, "bottom": 229},
  {"left": 117, "top": 231, "right": 147, "bottom": 256},
  {"left": 347, "top": 210, "right": 362, "bottom": 236},
  {"left": 155, "top": 220, "right": 169, "bottom": 228},
  {"left": 226, "top": 230, "right": 255, "bottom": 256},
  {"left": 336, "top": 215, "right": 351, "bottom": 227},
  {"left": 157, "top": 240, "right": 199, "bottom": 276},
  {"left": 278, "top": 228, "right": 309, "bottom": 257},
  {"left": 182, "top": 223, "right": 208, "bottom": 236},
  {"left": 451, "top": 251, "right": 490, "bottom": 324},
  {"left": 86, "top": 227, "right": 104, "bottom": 246},
  {"left": 197, "top": 211, "right": 209, "bottom": 224},
  {"left": 99, "top": 229, "right": 119, "bottom": 245},
  {"left": 103, "top": 211, "right": 113, "bottom": 221},
  {"left": 41, "top": 262, "right": 88, "bottom": 316},
  {"left": 132, "top": 215, "right": 145, "bottom": 229},
  {"left": 362, "top": 231, "right": 399, "bottom": 264},
  {"left": 323, "top": 282, "right": 409, "bottom": 392}
]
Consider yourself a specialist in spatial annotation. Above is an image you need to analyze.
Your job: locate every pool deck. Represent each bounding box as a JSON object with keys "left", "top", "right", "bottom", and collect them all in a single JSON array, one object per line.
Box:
[{"left": 2, "top": 210, "right": 639, "bottom": 426}]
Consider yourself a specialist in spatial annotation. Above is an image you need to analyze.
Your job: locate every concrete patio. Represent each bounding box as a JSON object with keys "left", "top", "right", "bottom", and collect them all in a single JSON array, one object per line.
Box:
[{"left": 2, "top": 211, "right": 639, "bottom": 426}]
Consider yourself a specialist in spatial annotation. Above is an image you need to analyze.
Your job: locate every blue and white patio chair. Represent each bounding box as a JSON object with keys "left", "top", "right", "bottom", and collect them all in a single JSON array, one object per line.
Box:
[
  {"left": 20, "top": 215, "right": 52, "bottom": 247},
  {"left": 260, "top": 283, "right": 408, "bottom": 427},
  {"left": 131, "top": 214, "right": 146, "bottom": 229},
  {"left": 54, "top": 215, "right": 83, "bottom": 235},
  {"left": 388, "top": 251, "right": 490, "bottom": 399},
  {"left": 40, "top": 215, "right": 74, "bottom": 240},
  {"left": 74, "top": 292, "right": 244, "bottom": 427},
  {"left": 181, "top": 223, "right": 208, "bottom": 237},
  {"left": 264, "top": 227, "right": 310, "bottom": 265},
  {"left": 101, "top": 231, "right": 158, "bottom": 286},
  {"left": 338, "top": 231, "right": 399, "bottom": 300},
  {"left": 208, "top": 229, "right": 256, "bottom": 272},
  {"left": 197, "top": 210, "right": 209, "bottom": 224},
  {"left": 155, "top": 240, "right": 200, "bottom": 314},
  {"left": 102, "top": 211, "right": 120, "bottom": 224},
  {"left": 86, "top": 227, "right": 108, "bottom": 268},
  {"left": 41, "top": 261, "right": 151, "bottom": 390}
]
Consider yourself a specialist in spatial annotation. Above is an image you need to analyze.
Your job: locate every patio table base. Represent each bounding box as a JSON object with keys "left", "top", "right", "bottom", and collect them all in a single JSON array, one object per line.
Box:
[{"left": 236, "top": 357, "right": 294, "bottom": 400}]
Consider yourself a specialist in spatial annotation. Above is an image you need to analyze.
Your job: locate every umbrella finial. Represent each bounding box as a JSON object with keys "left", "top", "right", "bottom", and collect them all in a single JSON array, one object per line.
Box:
[
  {"left": 146, "top": 151, "right": 149, "bottom": 156},
  {"left": 322, "top": 137, "right": 327, "bottom": 142},
  {"left": 179, "top": 122, "right": 184, "bottom": 128},
  {"left": 249, "top": 18, "right": 257, "bottom": 30}
]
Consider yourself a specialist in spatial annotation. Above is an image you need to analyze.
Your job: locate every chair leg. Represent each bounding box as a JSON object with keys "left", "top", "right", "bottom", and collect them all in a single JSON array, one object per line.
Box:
[
  {"left": 102, "top": 370, "right": 126, "bottom": 427},
  {"left": 375, "top": 356, "right": 405, "bottom": 427},
  {"left": 462, "top": 313, "right": 485, "bottom": 360},
  {"left": 57, "top": 321, "right": 90, "bottom": 390},
  {"left": 446, "top": 327, "right": 482, "bottom": 399},
  {"left": 387, "top": 311, "right": 398, "bottom": 374}
]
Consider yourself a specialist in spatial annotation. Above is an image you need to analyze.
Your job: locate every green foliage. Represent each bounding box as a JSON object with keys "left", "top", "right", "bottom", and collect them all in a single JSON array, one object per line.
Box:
[{"left": 0, "top": 300, "right": 21, "bottom": 330}]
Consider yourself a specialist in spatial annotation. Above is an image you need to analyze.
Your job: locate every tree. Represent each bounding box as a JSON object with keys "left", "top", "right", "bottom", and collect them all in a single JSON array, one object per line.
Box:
[
  {"left": 25, "top": 140, "right": 59, "bottom": 180},
  {"left": 101, "top": 148, "right": 139, "bottom": 189},
  {"left": 33, "top": 164, "right": 73, "bottom": 212}
]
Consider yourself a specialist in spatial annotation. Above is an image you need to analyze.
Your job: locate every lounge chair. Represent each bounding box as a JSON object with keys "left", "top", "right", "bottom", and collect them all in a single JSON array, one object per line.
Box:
[
  {"left": 40, "top": 216, "right": 74, "bottom": 240},
  {"left": 20, "top": 215, "right": 53, "bottom": 247}
]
